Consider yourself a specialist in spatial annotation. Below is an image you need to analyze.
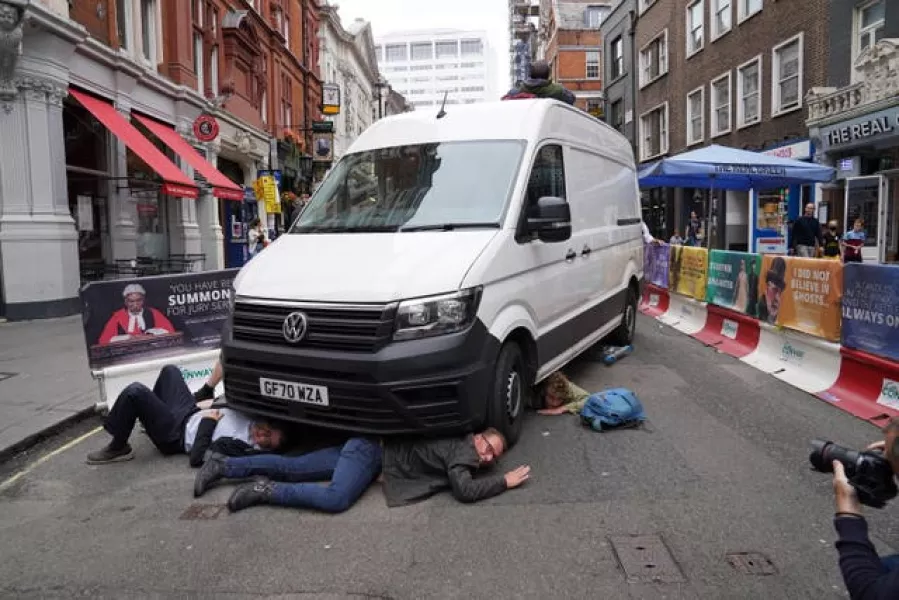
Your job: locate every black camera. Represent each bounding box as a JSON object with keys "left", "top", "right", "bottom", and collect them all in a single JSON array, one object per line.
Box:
[{"left": 809, "top": 439, "right": 898, "bottom": 509}]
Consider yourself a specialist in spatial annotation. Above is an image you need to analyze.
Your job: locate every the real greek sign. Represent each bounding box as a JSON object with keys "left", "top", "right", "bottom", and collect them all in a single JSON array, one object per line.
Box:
[{"left": 820, "top": 106, "right": 899, "bottom": 151}]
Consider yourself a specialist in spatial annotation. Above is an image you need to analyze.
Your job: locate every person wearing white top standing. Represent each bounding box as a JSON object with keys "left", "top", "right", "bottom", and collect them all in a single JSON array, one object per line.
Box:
[
  {"left": 641, "top": 221, "right": 659, "bottom": 245},
  {"left": 248, "top": 218, "right": 267, "bottom": 257}
]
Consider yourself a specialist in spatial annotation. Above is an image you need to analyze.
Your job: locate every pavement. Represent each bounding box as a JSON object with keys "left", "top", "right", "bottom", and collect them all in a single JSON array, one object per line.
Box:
[
  {"left": 0, "top": 314, "right": 896, "bottom": 598},
  {"left": 0, "top": 316, "right": 97, "bottom": 459}
]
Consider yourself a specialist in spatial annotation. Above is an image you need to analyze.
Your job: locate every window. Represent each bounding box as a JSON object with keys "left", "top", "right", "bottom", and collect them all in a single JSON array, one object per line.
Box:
[
  {"left": 686, "top": 87, "right": 704, "bottom": 145},
  {"left": 608, "top": 100, "right": 624, "bottom": 131},
  {"left": 639, "top": 103, "right": 668, "bottom": 160},
  {"left": 737, "top": 55, "right": 761, "bottom": 127},
  {"left": 117, "top": 0, "right": 129, "bottom": 49},
  {"left": 461, "top": 86, "right": 485, "bottom": 92},
  {"left": 410, "top": 65, "right": 432, "bottom": 71},
  {"left": 435, "top": 41, "right": 458, "bottom": 59},
  {"left": 586, "top": 51, "right": 600, "bottom": 79},
  {"left": 281, "top": 9, "right": 290, "bottom": 46},
  {"left": 686, "top": 0, "right": 704, "bottom": 56},
  {"left": 710, "top": 72, "right": 731, "bottom": 136},
  {"left": 772, "top": 33, "right": 803, "bottom": 115},
  {"left": 712, "top": 0, "right": 731, "bottom": 38},
  {"left": 525, "top": 145, "right": 567, "bottom": 213},
  {"left": 461, "top": 39, "right": 484, "bottom": 57},
  {"left": 638, "top": 0, "right": 656, "bottom": 14},
  {"left": 738, "top": 0, "right": 761, "bottom": 22},
  {"left": 639, "top": 30, "right": 668, "bottom": 87},
  {"left": 140, "top": 0, "right": 158, "bottom": 62},
  {"left": 585, "top": 5, "right": 610, "bottom": 28},
  {"left": 411, "top": 43, "right": 433, "bottom": 61},
  {"left": 385, "top": 44, "right": 407, "bottom": 62},
  {"left": 193, "top": 32, "right": 204, "bottom": 94},
  {"left": 210, "top": 46, "right": 219, "bottom": 97},
  {"left": 460, "top": 62, "right": 483, "bottom": 69},
  {"left": 247, "top": 0, "right": 258, "bottom": 10},
  {"left": 281, "top": 74, "right": 293, "bottom": 129},
  {"left": 855, "top": 1, "right": 885, "bottom": 61},
  {"left": 261, "top": 89, "right": 267, "bottom": 124},
  {"left": 608, "top": 37, "right": 624, "bottom": 80}
]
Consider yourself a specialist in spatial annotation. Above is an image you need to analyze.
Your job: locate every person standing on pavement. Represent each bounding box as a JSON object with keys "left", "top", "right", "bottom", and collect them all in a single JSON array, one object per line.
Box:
[
  {"left": 843, "top": 218, "right": 866, "bottom": 264},
  {"left": 502, "top": 60, "right": 576, "bottom": 105},
  {"left": 86, "top": 365, "right": 284, "bottom": 466},
  {"left": 247, "top": 218, "right": 266, "bottom": 257},
  {"left": 194, "top": 428, "right": 530, "bottom": 513},
  {"left": 791, "top": 203, "right": 823, "bottom": 258}
]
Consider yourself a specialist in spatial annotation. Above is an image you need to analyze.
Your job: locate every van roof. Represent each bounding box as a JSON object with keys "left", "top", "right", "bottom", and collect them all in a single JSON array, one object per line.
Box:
[{"left": 346, "top": 99, "right": 635, "bottom": 167}]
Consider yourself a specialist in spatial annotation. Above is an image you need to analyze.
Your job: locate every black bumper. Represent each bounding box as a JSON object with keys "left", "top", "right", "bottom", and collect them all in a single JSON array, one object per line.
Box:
[{"left": 221, "top": 319, "right": 498, "bottom": 436}]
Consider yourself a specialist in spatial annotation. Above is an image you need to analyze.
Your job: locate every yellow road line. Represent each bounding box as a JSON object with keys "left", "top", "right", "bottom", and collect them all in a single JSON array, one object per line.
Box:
[{"left": 0, "top": 426, "right": 102, "bottom": 492}]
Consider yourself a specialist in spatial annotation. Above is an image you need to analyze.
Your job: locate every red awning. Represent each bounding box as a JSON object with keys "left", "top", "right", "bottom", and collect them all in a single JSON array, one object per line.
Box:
[
  {"left": 132, "top": 114, "right": 245, "bottom": 201},
  {"left": 68, "top": 89, "right": 199, "bottom": 199}
]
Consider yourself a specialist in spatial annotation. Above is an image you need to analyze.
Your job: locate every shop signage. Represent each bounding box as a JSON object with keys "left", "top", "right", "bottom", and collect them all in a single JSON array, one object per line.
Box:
[
  {"left": 311, "top": 120, "right": 334, "bottom": 133},
  {"left": 193, "top": 114, "right": 220, "bottom": 142},
  {"left": 253, "top": 174, "right": 281, "bottom": 215},
  {"left": 819, "top": 106, "right": 899, "bottom": 151},
  {"left": 762, "top": 140, "right": 812, "bottom": 161},
  {"left": 322, "top": 84, "right": 341, "bottom": 116},
  {"left": 756, "top": 237, "right": 787, "bottom": 255}
]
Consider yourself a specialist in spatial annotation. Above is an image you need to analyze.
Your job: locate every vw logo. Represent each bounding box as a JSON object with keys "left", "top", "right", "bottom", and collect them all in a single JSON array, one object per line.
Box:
[{"left": 282, "top": 311, "right": 309, "bottom": 343}]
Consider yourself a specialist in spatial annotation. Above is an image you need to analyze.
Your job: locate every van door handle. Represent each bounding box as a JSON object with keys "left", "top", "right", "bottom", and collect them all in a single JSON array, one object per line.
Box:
[
  {"left": 581, "top": 245, "right": 592, "bottom": 256},
  {"left": 565, "top": 249, "right": 577, "bottom": 261}
]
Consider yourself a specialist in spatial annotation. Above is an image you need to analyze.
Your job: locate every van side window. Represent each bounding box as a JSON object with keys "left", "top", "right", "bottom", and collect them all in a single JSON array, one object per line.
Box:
[{"left": 525, "top": 145, "right": 566, "bottom": 209}]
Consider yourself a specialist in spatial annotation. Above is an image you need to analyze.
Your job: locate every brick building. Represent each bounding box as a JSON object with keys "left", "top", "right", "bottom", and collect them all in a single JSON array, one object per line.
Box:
[
  {"left": 635, "top": 0, "right": 829, "bottom": 252},
  {"left": 539, "top": 0, "right": 608, "bottom": 116},
  {"left": 0, "top": 0, "right": 322, "bottom": 320}
]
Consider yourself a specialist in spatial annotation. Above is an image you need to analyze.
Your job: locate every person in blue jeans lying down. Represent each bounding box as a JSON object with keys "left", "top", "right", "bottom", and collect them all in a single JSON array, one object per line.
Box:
[{"left": 193, "top": 427, "right": 531, "bottom": 513}]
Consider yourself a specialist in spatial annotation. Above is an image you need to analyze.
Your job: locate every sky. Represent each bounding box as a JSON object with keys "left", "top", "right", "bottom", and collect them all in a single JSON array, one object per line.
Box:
[{"left": 329, "top": 0, "right": 512, "bottom": 93}]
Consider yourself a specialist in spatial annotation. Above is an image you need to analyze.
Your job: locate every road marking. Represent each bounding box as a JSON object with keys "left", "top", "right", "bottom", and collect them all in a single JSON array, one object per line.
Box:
[{"left": 0, "top": 426, "right": 102, "bottom": 492}]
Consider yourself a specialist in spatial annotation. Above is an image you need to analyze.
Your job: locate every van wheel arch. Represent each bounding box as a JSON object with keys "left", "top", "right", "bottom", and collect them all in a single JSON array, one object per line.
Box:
[{"left": 485, "top": 329, "right": 536, "bottom": 447}]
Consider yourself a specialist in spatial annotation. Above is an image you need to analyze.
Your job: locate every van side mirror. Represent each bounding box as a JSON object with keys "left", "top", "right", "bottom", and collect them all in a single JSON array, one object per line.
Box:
[{"left": 527, "top": 196, "right": 572, "bottom": 243}]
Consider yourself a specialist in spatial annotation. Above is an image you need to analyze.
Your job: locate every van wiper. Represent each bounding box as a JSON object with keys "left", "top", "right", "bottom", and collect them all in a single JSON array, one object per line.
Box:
[
  {"left": 400, "top": 222, "right": 500, "bottom": 232},
  {"left": 295, "top": 225, "right": 399, "bottom": 233}
]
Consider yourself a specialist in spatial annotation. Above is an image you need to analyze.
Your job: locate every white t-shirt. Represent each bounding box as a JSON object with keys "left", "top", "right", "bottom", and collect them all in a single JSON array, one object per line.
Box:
[
  {"left": 641, "top": 221, "right": 655, "bottom": 244},
  {"left": 183, "top": 408, "right": 257, "bottom": 452}
]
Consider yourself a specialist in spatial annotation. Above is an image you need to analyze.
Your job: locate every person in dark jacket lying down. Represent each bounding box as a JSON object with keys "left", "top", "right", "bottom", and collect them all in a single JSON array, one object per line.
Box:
[{"left": 194, "top": 427, "right": 530, "bottom": 513}]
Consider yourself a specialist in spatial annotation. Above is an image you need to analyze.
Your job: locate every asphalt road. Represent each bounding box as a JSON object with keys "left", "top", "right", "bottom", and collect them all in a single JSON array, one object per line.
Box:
[{"left": 1, "top": 314, "right": 896, "bottom": 599}]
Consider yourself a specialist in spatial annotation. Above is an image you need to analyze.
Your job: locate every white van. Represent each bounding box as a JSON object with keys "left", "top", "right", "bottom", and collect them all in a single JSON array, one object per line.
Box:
[{"left": 223, "top": 99, "right": 643, "bottom": 445}]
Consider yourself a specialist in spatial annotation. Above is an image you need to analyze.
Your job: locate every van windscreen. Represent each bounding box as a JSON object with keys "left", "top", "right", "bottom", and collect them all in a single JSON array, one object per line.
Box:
[{"left": 291, "top": 141, "right": 525, "bottom": 233}]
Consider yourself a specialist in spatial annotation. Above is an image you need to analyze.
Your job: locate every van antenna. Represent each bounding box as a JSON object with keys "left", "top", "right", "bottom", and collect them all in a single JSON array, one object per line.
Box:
[{"left": 436, "top": 91, "right": 449, "bottom": 119}]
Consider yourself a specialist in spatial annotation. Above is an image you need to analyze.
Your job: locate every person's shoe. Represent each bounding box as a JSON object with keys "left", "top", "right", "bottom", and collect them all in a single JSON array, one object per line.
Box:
[
  {"left": 228, "top": 478, "right": 274, "bottom": 513},
  {"left": 86, "top": 443, "right": 134, "bottom": 465},
  {"left": 193, "top": 383, "right": 215, "bottom": 402},
  {"left": 193, "top": 453, "right": 226, "bottom": 497}
]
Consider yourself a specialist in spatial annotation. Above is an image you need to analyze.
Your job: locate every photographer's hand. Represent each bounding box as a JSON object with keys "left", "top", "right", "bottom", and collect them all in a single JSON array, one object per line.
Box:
[{"left": 833, "top": 461, "right": 863, "bottom": 516}]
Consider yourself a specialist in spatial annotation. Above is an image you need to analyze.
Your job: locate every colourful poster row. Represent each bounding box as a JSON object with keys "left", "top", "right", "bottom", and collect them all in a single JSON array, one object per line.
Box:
[{"left": 644, "top": 244, "right": 845, "bottom": 342}]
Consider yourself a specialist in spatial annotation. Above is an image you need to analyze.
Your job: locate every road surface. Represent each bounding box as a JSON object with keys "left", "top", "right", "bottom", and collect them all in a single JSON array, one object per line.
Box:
[{"left": 0, "top": 314, "right": 894, "bottom": 599}]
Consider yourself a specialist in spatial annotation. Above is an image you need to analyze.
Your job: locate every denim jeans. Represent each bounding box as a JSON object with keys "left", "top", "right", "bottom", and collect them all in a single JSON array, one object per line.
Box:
[{"left": 223, "top": 437, "right": 383, "bottom": 513}]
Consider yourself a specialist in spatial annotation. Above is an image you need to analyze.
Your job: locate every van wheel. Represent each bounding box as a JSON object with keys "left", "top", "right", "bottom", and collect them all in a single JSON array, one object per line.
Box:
[
  {"left": 487, "top": 343, "right": 527, "bottom": 447},
  {"left": 609, "top": 287, "right": 637, "bottom": 346}
]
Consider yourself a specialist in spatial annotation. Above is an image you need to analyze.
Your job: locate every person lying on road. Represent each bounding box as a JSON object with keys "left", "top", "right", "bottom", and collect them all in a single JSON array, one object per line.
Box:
[
  {"left": 87, "top": 365, "right": 285, "bottom": 466},
  {"left": 193, "top": 357, "right": 223, "bottom": 402},
  {"left": 194, "top": 427, "right": 530, "bottom": 514},
  {"left": 537, "top": 372, "right": 590, "bottom": 416}
]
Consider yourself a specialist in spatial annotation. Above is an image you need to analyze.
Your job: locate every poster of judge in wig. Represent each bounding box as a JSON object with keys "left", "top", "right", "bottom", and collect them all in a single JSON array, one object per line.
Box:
[{"left": 98, "top": 283, "right": 177, "bottom": 346}]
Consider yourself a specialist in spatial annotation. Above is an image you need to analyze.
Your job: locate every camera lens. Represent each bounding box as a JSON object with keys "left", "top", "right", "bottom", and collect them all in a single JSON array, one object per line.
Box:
[{"left": 809, "top": 439, "right": 861, "bottom": 476}]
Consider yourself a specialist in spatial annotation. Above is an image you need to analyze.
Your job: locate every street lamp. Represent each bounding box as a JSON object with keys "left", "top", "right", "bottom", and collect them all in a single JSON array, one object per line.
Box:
[{"left": 374, "top": 79, "right": 388, "bottom": 119}]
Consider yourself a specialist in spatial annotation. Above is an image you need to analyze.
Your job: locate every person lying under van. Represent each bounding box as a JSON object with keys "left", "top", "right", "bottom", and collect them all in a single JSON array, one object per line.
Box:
[
  {"left": 87, "top": 365, "right": 285, "bottom": 467},
  {"left": 193, "top": 357, "right": 223, "bottom": 402},
  {"left": 193, "top": 428, "right": 530, "bottom": 514},
  {"left": 537, "top": 372, "right": 591, "bottom": 416}
]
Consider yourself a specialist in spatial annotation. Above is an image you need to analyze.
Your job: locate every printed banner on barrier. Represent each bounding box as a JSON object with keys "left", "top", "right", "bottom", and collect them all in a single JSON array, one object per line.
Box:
[
  {"left": 643, "top": 242, "right": 670, "bottom": 288},
  {"left": 669, "top": 246, "right": 708, "bottom": 301},
  {"left": 80, "top": 269, "right": 239, "bottom": 369},
  {"left": 706, "top": 250, "right": 762, "bottom": 315},
  {"left": 842, "top": 263, "right": 899, "bottom": 362},
  {"left": 756, "top": 255, "right": 842, "bottom": 340}
]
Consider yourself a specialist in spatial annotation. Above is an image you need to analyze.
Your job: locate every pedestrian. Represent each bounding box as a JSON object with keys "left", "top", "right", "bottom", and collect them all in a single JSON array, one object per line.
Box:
[
  {"left": 669, "top": 231, "right": 684, "bottom": 245},
  {"left": 791, "top": 203, "right": 823, "bottom": 258},
  {"left": 502, "top": 60, "right": 576, "bottom": 105},
  {"left": 86, "top": 365, "right": 285, "bottom": 467},
  {"left": 193, "top": 428, "right": 530, "bottom": 514},
  {"left": 686, "top": 212, "right": 701, "bottom": 246},
  {"left": 842, "top": 218, "right": 866, "bottom": 263},
  {"left": 248, "top": 218, "right": 266, "bottom": 257},
  {"left": 822, "top": 220, "right": 842, "bottom": 260}
]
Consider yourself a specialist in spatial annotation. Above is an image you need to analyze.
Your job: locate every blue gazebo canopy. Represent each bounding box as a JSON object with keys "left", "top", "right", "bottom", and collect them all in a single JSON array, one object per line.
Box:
[{"left": 638, "top": 144, "right": 835, "bottom": 191}]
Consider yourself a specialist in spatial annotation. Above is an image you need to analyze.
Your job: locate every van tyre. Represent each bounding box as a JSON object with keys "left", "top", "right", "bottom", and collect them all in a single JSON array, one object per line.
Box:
[
  {"left": 487, "top": 343, "right": 527, "bottom": 447},
  {"left": 609, "top": 287, "right": 637, "bottom": 346}
]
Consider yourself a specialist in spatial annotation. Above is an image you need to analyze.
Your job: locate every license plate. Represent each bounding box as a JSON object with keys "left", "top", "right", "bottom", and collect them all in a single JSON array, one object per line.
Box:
[{"left": 259, "top": 377, "right": 329, "bottom": 406}]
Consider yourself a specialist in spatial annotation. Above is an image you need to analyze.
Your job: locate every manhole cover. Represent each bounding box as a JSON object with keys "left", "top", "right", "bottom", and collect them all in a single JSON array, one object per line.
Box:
[
  {"left": 726, "top": 552, "right": 777, "bottom": 575},
  {"left": 610, "top": 534, "right": 686, "bottom": 584},
  {"left": 0, "top": 372, "right": 16, "bottom": 382},
  {"left": 179, "top": 504, "right": 225, "bottom": 520}
]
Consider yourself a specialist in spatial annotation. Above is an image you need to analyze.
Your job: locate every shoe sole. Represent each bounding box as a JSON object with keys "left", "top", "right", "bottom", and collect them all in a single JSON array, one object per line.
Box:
[{"left": 86, "top": 451, "right": 135, "bottom": 465}]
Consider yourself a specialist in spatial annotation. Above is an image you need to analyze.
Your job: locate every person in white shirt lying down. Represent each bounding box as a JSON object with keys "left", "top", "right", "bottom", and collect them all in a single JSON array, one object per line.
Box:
[{"left": 86, "top": 364, "right": 285, "bottom": 466}]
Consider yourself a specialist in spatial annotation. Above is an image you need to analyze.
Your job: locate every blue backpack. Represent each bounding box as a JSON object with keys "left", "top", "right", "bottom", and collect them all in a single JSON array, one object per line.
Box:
[{"left": 579, "top": 388, "right": 646, "bottom": 432}]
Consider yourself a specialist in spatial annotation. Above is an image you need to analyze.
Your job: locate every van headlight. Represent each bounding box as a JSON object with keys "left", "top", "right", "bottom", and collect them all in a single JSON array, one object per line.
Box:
[{"left": 393, "top": 287, "right": 482, "bottom": 341}]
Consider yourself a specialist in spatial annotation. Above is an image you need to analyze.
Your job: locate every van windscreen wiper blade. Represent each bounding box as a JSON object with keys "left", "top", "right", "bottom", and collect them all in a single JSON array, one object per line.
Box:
[
  {"left": 294, "top": 225, "right": 399, "bottom": 233},
  {"left": 399, "top": 222, "right": 500, "bottom": 232}
]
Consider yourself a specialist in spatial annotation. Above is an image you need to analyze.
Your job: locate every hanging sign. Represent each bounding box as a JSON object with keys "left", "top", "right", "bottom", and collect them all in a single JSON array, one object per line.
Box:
[
  {"left": 193, "top": 114, "right": 220, "bottom": 142},
  {"left": 322, "top": 83, "right": 341, "bottom": 116},
  {"left": 253, "top": 175, "right": 280, "bottom": 214}
]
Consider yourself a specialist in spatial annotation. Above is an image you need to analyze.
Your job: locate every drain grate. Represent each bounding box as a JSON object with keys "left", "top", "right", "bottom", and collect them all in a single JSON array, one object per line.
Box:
[
  {"left": 0, "top": 372, "right": 16, "bottom": 383},
  {"left": 179, "top": 504, "right": 226, "bottom": 520},
  {"left": 726, "top": 552, "right": 777, "bottom": 575},
  {"left": 610, "top": 534, "right": 686, "bottom": 584}
]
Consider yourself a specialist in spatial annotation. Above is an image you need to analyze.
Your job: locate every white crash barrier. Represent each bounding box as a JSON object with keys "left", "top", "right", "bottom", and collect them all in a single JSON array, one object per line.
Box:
[
  {"left": 741, "top": 323, "right": 841, "bottom": 395},
  {"left": 657, "top": 293, "right": 708, "bottom": 336}
]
